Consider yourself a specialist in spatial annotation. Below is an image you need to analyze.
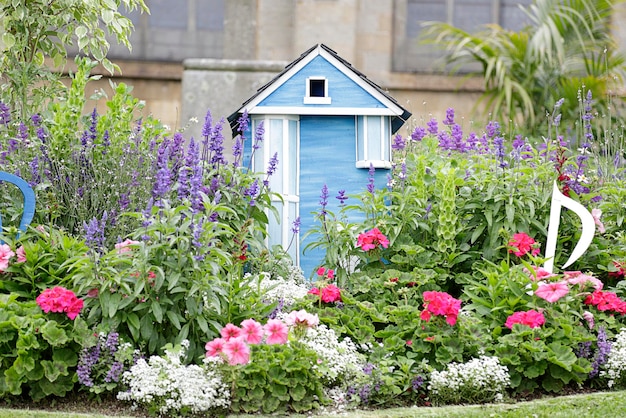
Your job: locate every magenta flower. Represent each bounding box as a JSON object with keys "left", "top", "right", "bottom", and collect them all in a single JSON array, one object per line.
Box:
[
  {"left": 508, "top": 232, "right": 540, "bottom": 257},
  {"left": 240, "top": 319, "right": 264, "bottom": 345},
  {"left": 524, "top": 266, "right": 557, "bottom": 281},
  {"left": 535, "top": 282, "right": 569, "bottom": 303},
  {"left": 264, "top": 319, "right": 288, "bottom": 345},
  {"left": 114, "top": 239, "right": 140, "bottom": 254},
  {"left": 356, "top": 227, "right": 389, "bottom": 252},
  {"left": 505, "top": 310, "right": 546, "bottom": 329},
  {"left": 205, "top": 337, "right": 226, "bottom": 357},
  {"left": 223, "top": 337, "right": 250, "bottom": 365},
  {"left": 220, "top": 323, "right": 242, "bottom": 341},
  {"left": 36, "top": 286, "right": 84, "bottom": 320}
]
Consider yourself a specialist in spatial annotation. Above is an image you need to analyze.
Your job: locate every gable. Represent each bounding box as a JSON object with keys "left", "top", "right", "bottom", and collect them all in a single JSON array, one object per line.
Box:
[{"left": 257, "top": 55, "right": 387, "bottom": 110}]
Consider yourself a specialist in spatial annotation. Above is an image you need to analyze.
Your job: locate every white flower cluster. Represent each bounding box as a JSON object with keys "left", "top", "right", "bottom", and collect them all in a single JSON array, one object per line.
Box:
[
  {"left": 600, "top": 328, "right": 626, "bottom": 388},
  {"left": 256, "top": 272, "right": 310, "bottom": 306},
  {"left": 428, "top": 356, "right": 510, "bottom": 405},
  {"left": 117, "top": 341, "right": 230, "bottom": 416},
  {"left": 301, "top": 324, "right": 366, "bottom": 385}
]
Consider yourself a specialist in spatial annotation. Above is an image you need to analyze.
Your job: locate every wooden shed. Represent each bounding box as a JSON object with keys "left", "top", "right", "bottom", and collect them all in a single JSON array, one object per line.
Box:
[{"left": 228, "top": 44, "right": 411, "bottom": 277}]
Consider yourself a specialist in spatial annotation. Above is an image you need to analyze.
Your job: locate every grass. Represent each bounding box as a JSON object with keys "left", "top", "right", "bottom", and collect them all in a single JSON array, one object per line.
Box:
[{"left": 2, "top": 390, "right": 626, "bottom": 418}]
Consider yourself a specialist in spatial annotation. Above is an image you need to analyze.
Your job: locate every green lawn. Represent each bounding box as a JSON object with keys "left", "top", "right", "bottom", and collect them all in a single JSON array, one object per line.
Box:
[{"left": 2, "top": 390, "right": 625, "bottom": 418}]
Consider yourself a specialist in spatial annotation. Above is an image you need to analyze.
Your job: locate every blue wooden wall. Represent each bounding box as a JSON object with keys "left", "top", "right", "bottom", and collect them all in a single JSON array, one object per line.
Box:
[
  {"left": 258, "top": 55, "right": 387, "bottom": 109},
  {"left": 299, "top": 115, "right": 388, "bottom": 278}
]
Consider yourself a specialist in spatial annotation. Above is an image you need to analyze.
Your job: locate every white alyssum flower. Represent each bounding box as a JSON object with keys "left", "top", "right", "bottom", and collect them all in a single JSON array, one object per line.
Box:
[
  {"left": 300, "top": 323, "right": 366, "bottom": 386},
  {"left": 600, "top": 328, "right": 626, "bottom": 388},
  {"left": 428, "top": 356, "right": 510, "bottom": 406},
  {"left": 117, "top": 341, "right": 230, "bottom": 416},
  {"left": 255, "top": 271, "right": 310, "bottom": 306}
]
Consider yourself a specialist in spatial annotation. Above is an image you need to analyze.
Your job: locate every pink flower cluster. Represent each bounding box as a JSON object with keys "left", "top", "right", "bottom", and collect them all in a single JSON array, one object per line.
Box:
[
  {"left": 0, "top": 243, "right": 25, "bottom": 272},
  {"left": 308, "top": 284, "right": 342, "bottom": 303},
  {"left": 505, "top": 309, "right": 546, "bottom": 329},
  {"left": 206, "top": 311, "right": 319, "bottom": 366},
  {"left": 36, "top": 286, "right": 84, "bottom": 320},
  {"left": 114, "top": 239, "right": 140, "bottom": 254},
  {"left": 584, "top": 290, "right": 626, "bottom": 315},
  {"left": 316, "top": 266, "right": 335, "bottom": 280},
  {"left": 507, "top": 232, "right": 540, "bottom": 257},
  {"left": 532, "top": 271, "right": 603, "bottom": 303},
  {"left": 419, "top": 291, "right": 462, "bottom": 326},
  {"left": 356, "top": 227, "right": 389, "bottom": 252}
]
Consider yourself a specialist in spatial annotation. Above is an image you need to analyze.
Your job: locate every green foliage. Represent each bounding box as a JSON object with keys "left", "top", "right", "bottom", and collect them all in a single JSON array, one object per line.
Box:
[
  {"left": 229, "top": 342, "right": 326, "bottom": 414},
  {"left": 0, "top": 226, "right": 89, "bottom": 300},
  {"left": 0, "top": 293, "right": 91, "bottom": 400},
  {"left": 420, "top": 0, "right": 626, "bottom": 131},
  {"left": 0, "top": 0, "right": 148, "bottom": 117}
]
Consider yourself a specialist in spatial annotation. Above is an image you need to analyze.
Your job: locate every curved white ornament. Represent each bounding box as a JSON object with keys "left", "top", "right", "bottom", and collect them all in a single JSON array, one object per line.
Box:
[{"left": 544, "top": 181, "right": 596, "bottom": 274}]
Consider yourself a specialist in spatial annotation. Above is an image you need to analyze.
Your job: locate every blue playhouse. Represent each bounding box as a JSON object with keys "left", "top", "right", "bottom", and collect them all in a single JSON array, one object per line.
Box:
[{"left": 228, "top": 44, "right": 411, "bottom": 277}]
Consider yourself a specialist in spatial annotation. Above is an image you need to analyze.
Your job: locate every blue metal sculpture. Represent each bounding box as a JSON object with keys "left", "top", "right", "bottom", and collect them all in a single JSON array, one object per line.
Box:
[{"left": 0, "top": 171, "right": 36, "bottom": 233}]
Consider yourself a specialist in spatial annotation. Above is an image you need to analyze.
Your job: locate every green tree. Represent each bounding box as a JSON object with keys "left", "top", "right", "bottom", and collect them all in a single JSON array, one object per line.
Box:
[
  {"left": 420, "top": 0, "right": 626, "bottom": 130},
  {"left": 0, "top": 0, "right": 148, "bottom": 118}
]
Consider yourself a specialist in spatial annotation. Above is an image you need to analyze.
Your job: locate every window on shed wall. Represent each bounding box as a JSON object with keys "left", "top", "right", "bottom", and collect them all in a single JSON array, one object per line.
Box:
[
  {"left": 356, "top": 116, "right": 391, "bottom": 169},
  {"left": 304, "top": 77, "right": 331, "bottom": 104},
  {"left": 392, "top": 0, "right": 533, "bottom": 73},
  {"left": 251, "top": 117, "right": 300, "bottom": 263}
]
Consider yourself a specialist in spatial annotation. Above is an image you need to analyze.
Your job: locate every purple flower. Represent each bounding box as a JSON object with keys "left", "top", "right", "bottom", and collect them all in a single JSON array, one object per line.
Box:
[
  {"left": 590, "top": 327, "right": 611, "bottom": 378},
  {"left": 319, "top": 184, "right": 329, "bottom": 215},
  {"left": 232, "top": 137, "right": 243, "bottom": 167},
  {"left": 411, "top": 126, "right": 426, "bottom": 142},
  {"left": 392, "top": 134, "right": 406, "bottom": 151},
  {"left": 485, "top": 121, "right": 500, "bottom": 138},
  {"left": 362, "top": 363, "right": 375, "bottom": 375},
  {"left": 291, "top": 217, "right": 301, "bottom": 234},
  {"left": 336, "top": 189, "right": 348, "bottom": 205},
  {"left": 443, "top": 107, "right": 455, "bottom": 126},
  {"left": 264, "top": 152, "right": 279, "bottom": 187},
  {"left": 237, "top": 110, "right": 249, "bottom": 137},
  {"left": 152, "top": 141, "right": 173, "bottom": 202},
  {"left": 83, "top": 212, "right": 107, "bottom": 253},
  {"left": 31, "top": 113, "right": 42, "bottom": 126},
  {"left": 105, "top": 361, "right": 124, "bottom": 383},
  {"left": 412, "top": 375, "right": 424, "bottom": 391},
  {"left": 426, "top": 118, "right": 438, "bottom": 134},
  {"left": 0, "top": 102, "right": 10, "bottom": 125},
  {"left": 367, "top": 164, "right": 376, "bottom": 194},
  {"left": 245, "top": 179, "right": 260, "bottom": 206},
  {"left": 253, "top": 121, "right": 265, "bottom": 150},
  {"left": 29, "top": 156, "right": 40, "bottom": 187}
]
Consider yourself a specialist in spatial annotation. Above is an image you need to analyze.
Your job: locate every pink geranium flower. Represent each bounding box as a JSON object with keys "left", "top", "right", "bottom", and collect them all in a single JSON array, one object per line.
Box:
[
  {"left": 36, "top": 286, "right": 84, "bottom": 320},
  {"left": 220, "top": 323, "right": 242, "bottom": 341},
  {"left": 535, "top": 282, "right": 570, "bottom": 303},
  {"left": 264, "top": 319, "right": 288, "bottom": 345},
  {"left": 508, "top": 232, "right": 540, "bottom": 257},
  {"left": 356, "top": 227, "right": 389, "bottom": 252},
  {"left": 421, "top": 291, "right": 461, "bottom": 326},
  {"left": 222, "top": 337, "right": 250, "bottom": 365},
  {"left": 240, "top": 319, "right": 264, "bottom": 345},
  {"left": 505, "top": 310, "right": 546, "bottom": 329},
  {"left": 205, "top": 337, "right": 226, "bottom": 357},
  {"left": 321, "top": 284, "right": 342, "bottom": 303}
]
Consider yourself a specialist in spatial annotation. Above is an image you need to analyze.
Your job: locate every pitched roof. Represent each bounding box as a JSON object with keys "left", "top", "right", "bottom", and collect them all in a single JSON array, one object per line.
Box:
[{"left": 228, "top": 44, "right": 412, "bottom": 134}]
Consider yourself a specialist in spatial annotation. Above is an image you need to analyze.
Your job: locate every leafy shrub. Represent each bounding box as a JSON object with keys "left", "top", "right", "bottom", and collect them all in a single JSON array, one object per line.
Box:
[{"left": 0, "top": 292, "right": 91, "bottom": 400}]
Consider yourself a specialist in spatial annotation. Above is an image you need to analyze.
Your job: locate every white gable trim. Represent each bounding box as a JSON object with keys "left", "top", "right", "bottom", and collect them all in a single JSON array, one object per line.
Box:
[
  {"left": 246, "top": 106, "right": 397, "bottom": 116},
  {"left": 239, "top": 45, "right": 406, "bottom": 116}
]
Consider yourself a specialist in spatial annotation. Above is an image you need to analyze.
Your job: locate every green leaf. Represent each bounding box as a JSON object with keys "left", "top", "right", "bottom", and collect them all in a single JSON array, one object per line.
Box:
[
  {"left": 151, "top": 300, "right": 163, "bottom": 323},
  {"left": 40, "top": 321, "right": 69, "bottom": 346},
  {"left": 1, "top": 32, "right": 16, "bottom": 50}
]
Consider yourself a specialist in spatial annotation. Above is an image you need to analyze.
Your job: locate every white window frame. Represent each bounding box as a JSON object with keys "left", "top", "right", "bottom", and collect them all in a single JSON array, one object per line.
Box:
[
  {"left": 251, "top": 115, "right": 300, "bottom": 264},
  {"left": 304, "top": 77, "right": 331, "bottom": 104},
  {"left": 355, "top": 115, "right": 392, "bottom": 169}
]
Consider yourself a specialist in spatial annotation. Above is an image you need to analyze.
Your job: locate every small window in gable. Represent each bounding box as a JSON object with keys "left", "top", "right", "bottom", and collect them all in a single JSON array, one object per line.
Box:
[
  {"left": 304, "top": 77, "right": 331, "bottom": 104},
  {"left": 356, "top": 115, "right": 391, "bottom": 169}
]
